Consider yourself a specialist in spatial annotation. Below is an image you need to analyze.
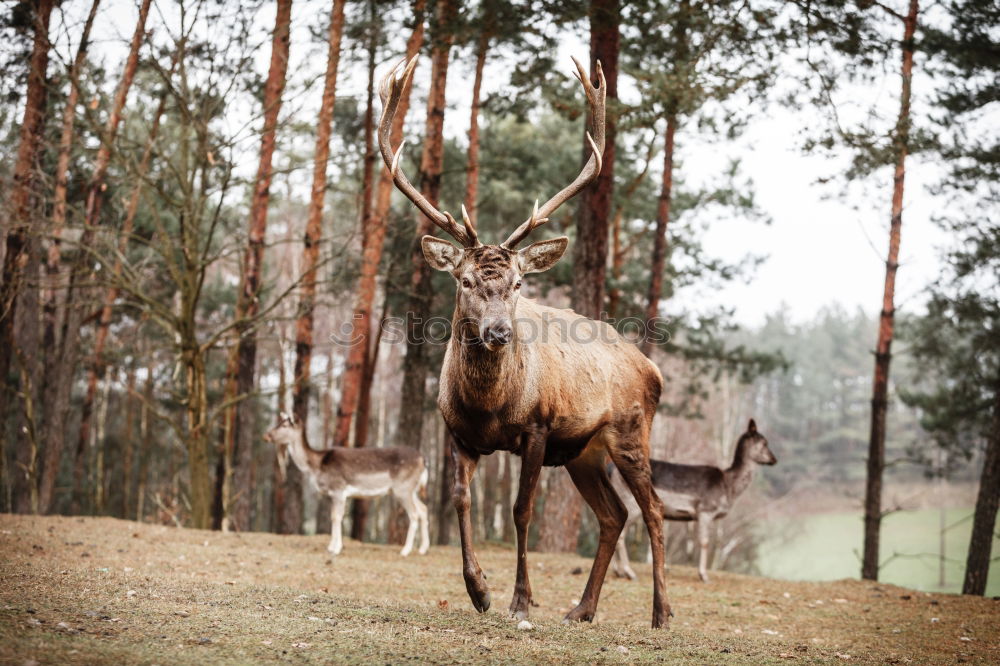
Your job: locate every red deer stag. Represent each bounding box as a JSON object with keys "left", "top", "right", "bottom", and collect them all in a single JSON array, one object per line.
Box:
[
  {"left": 610, "top": 419, "right": 777, "bottom": 582},
  {"left": 379, "top": 56, "right": 671, "bottom": 628}
]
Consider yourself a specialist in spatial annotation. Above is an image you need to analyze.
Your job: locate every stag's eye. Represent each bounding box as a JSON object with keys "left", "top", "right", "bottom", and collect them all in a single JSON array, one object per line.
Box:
[
  {"left": 514, "top": 280, "right": 522, "bottom": 290},
  {"left": 461, "top": 278, "right": 472, "bottom": 289}
]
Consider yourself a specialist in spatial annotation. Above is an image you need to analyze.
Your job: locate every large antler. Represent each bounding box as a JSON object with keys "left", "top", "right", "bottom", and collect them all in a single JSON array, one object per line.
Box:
[
  {"left": 379, "top": 56, "right": 479, "bottom": 248},
  {"left": 501, "top": 58, "right": 606, "bottom": 250}
]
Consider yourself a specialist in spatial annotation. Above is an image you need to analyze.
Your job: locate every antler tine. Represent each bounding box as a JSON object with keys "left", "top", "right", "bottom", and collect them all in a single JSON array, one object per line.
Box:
[
  {"left": 378, "top": 56, "right": 474, "bottom": 247},
  {"left": 500, "top": 200, "right": 549, "bottom": 251},
  {"left": 460, "top": 204, "right": 480, "bottom": 246},
  {"left": 501, "top": 58, "right": 606, "bottom": 250}
]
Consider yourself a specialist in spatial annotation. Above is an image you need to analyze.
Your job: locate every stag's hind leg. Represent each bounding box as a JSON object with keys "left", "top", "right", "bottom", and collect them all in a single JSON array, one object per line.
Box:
[
  {"left": 608, "top": 405, "right": 672, "bottom": 628},
  {"left": 562, "top": 442, "right": 628, "bottom": 624},
  {"left": 611, "top": 479, "right": 642, "bottom": 580}
]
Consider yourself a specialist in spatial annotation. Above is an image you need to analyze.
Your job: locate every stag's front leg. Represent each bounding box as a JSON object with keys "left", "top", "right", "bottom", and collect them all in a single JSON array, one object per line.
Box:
[
  {"left": 450, "top": 437, "right": 489, "bottom": 612},
  {"left": 509, "top": 426, "right": 546, "bottom": 621}
]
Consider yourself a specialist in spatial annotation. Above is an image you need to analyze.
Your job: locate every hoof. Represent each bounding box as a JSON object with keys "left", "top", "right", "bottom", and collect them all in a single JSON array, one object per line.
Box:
[
  {"left": 469, "top": 589, "right": 491, "bottom": 613},
  {"left": 651, "top": 606, "right": 674, "bottom": 629},
  {"left": 464, "top": 572, "right": 491, "bottom": 613},
  {"left": 562, "top": 603, "right": 595, "bottom": 624},
  {"left": 698, "top": 572, "right": 709, "bottom": 583},
  {"left": 508, "top": 593, "right": 531, "bottom": 621}
]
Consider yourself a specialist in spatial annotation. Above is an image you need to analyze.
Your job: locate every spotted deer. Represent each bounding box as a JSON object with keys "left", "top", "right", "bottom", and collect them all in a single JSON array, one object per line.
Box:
[
  {"left": 610, "top": 419, "right": 777, "bottom": 582},
  {"left": 264, "top": 413, "right": 430, "bottom": 557},
  {"left": 379, "top": 56, "right": 671, "bottom": 628}
]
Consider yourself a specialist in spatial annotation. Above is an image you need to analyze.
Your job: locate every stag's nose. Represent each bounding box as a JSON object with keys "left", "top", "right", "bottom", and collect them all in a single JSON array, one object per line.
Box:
[{"left": 482, "top": 320, "right": 513, "bottom": 347}]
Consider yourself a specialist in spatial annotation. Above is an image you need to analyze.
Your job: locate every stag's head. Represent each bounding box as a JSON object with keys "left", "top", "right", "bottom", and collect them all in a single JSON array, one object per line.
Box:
[
  {"left": 379, "top": 56, "right": 606, "bottom": 350},
  {"left": 263, "top": 411, "right": 301, "bottom": 481}
]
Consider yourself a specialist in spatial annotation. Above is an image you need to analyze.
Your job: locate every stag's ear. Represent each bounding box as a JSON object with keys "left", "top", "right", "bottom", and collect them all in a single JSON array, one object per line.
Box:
[
  {"left": 518, "top": 237, "right": 568, "bottom": 274},
  {"left": 421, "top": 236, "right": 463, "bottom": 272},
  {"left": 748, "top": 419, "right": 757, "bottom": 433},
  {"left": 279, "top": 411, "right": 290, "bottom": 424}
]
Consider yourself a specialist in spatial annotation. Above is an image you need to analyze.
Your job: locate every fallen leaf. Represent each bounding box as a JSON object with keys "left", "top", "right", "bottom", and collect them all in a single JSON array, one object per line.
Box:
[{"left": 437, "top": 599, "right": 448, "bottom": 610}]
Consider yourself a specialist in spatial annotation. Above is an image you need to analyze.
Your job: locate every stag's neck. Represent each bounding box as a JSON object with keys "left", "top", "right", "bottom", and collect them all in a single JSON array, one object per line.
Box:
[
  {"left": 723, "top": 440, "right": 756, "bottom": 501},
  {"left": 451, "top": 317, "right": 527, "bottom": 406},
  {"left": 281, "top": 429, "right": 325, "bottom": 474}
]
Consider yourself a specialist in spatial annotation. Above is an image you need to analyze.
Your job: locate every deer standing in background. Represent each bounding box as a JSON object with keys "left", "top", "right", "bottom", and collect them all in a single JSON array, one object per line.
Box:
[
  {"left": 610, "top": 419, "right": 777, "bottom": 582},
  {"left": 379, "top": 56, "right": 672, "bottom": 628},
  {"left": 264, "top": 413, "right": 430, "bottom": 557}
]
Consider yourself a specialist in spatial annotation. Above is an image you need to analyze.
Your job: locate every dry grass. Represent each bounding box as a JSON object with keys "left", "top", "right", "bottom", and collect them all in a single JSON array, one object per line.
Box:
[{"left": 1, "top": 514, "right": 997, "bottom": 664}]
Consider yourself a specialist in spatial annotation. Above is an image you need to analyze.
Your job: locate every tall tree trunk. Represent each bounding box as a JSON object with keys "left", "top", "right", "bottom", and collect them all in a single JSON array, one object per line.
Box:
[
  {"left": 42, "top": 0, "right": 100, "bottom": 371},
  {"left": 397, "top": 0, "right": 454, "bottom": 453},
  {"left": 463, "top": 27, "right": 489, "bottom": 225},
  {"left": 135, "top": 357, "right": 154, "bottom": 521},
  {"left": 436, "top": 429, "right": 455, "bottom": 544},
  {"left": 38, "top": 0, "right": 100, "bottom": 514},
  {"left": 538, "top": 0, "right": 619, "bottom": 553},
  {"left": 272, "top": 335, "right": 290, "bottom": 532},
  {"left": 347, "top": 13, "right": 383, "bottom": 544},
  {"left": 640, "top": 114, "right": 676, "bottom": 357},
  {"left": 862, "top": 0, "right": 917, "bottom": 581},
  {"left": 184, "top": 346, "right": 212, "bottom": 529},
  {"left": 330, "top": 0, "right": 375, "bottom": 451},
  {"left": 962, "top": 386, "right": 1000, "bottom": 595},
  {"left": 69, "top": 0, "right": 154, "bottom": 514},
  {"left": 0, "top": 0, "right": 52, "bottom": 514},
  {"left": 368, "top": 0, "right": 427, "bottom": 546},
  {"left": 121, "top": 361, "right": 136, "bottom": 517},
  {"left": 221, "top": 0, "right": 293, "bottom": 533}
]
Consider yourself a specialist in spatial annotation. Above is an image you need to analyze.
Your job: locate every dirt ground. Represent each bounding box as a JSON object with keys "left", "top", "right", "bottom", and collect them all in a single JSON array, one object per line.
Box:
[{"left": 1, "top": 515, "right": 997, "bottom": 664}]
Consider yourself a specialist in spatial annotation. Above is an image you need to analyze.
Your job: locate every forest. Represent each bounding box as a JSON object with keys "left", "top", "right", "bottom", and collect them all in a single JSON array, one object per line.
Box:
[{"left": 0, "top": 0, "right": 998, "bottom": 629}]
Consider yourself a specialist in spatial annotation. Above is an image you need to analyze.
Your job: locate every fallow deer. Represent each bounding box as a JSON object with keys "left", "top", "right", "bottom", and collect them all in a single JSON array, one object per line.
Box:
[
  {"left": 379, "top": 56, "right": 671, "bottom": 628},
  {"left": 610, "top": 419, "right": 777, "bottom": 582},
  {"left": 263, "top": 413, "right": 430, "bottom": 557}
]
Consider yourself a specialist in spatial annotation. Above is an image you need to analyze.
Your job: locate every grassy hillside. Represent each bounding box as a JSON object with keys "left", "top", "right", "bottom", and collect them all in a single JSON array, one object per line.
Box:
[
  {"left": 758, "top": 508, "right": 1000, "bottom": 597},
  {"left": 1, "top": 515, "right": 998, "bottom": 664}
]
